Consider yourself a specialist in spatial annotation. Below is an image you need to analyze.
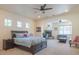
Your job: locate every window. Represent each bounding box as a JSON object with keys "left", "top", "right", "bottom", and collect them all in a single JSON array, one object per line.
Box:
[
  {"left": 17, "top": 21, "right": 22, "bottom": 28},
  {"left": 58, "top": 25, "right": 72, "bottom": 35},
  {"left": 58, "top": 19, "right": 72, "bottom": 35},
  {"left": 4, "top": 18, "right": 12, "bottom": 27},
  {"left": 26, "top": 23, "right": 29, "bottom": 28}
]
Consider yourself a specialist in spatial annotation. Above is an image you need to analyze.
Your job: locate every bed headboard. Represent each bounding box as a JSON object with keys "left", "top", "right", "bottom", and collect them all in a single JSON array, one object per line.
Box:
[{"left": 11, "top": 31, "right": 28, "bottom": 38}]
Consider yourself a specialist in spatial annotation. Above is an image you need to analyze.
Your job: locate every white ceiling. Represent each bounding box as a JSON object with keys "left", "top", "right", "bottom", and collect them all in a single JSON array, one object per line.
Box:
[{"left": 0, "top": 4, "right": 79, "bottom": 19}]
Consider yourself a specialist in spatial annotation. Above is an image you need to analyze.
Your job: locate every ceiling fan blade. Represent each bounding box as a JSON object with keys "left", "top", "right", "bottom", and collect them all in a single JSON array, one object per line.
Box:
[
  {"left": 41, "top": 4, "right": 46, "bottom": 9},
  {"left": 43, "top": 4, "right": 46, "bottom": 8},
  {"left": 44, "top": 8, "right": 53, "bottom": 10},
  {"left": 33, "top": 8, "right": 40, "bottom": 10}
]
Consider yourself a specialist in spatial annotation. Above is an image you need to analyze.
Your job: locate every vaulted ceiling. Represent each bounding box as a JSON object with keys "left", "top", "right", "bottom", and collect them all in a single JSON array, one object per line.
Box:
[{"left": 0, "top": 4, "right": 79, "bottom": 19}]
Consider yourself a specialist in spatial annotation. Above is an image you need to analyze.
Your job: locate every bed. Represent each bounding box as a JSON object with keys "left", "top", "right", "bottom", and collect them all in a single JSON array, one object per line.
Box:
[{"left": 11, "top": 31, "right": 47, "bottom": 54}]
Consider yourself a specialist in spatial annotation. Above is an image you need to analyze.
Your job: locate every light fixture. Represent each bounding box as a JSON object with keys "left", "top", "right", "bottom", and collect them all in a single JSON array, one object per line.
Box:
[
  {"left": 65, "top": 9, "right": 69, "bottom": 13},
  {"left": 38, "top": 15, "right": 41, "bottom": 18}
]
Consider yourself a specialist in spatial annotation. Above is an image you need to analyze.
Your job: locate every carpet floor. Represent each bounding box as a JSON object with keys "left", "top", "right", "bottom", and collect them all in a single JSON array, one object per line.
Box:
[{"left": 0, "top": 40, "right": 79, "bottom": 55}]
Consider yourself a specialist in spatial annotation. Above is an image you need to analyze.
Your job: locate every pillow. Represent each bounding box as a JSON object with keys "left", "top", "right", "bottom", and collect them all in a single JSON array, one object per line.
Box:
[
  {"left": 24, "top": 33, "right": 27, "bottom": 37},
  {"left": 15, "top": 33, "right": 24, "bottom": 38},
  {"left": 29, "top": 33, "right": 33, "bottom": 36}
]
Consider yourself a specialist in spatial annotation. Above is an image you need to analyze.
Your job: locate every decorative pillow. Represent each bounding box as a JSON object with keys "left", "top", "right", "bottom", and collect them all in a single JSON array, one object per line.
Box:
[{"left": 24, "top": 33, "right": 27, "bottom": 37}]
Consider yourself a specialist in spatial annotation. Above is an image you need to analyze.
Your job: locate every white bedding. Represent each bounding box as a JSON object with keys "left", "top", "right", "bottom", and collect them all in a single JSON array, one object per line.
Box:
[{"left": 14, "top": 36, "right": 46, "bottom": 48}]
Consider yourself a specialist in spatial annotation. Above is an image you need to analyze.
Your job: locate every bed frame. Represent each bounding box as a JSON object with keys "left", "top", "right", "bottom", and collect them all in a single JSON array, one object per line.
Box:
[{"left": 11, "top": 31, "right": 47, "bottom": 55}]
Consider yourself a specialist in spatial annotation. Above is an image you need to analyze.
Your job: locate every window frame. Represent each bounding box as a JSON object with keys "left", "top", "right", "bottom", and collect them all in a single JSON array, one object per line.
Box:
[
  {"left": 58, "top": 25, "right": 72, "bottom": 35},
  {"left": 4, "top": 18, "right": 12, "bottom": 27},
  {"left": 25, "top": 22, "right": 29, "bottom": 28},
  {"left": 17, "top": 21, "right": 22, "bottom": 28}
]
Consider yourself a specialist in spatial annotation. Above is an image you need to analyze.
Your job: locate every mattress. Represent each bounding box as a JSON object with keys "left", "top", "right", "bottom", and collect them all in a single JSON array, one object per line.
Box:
[{"left": 14, "top": 36, "right": 46, "bottom": 48}]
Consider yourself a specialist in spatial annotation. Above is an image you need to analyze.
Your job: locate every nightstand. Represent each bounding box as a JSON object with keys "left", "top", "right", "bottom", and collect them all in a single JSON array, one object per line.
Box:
[{"left": 3, "top": 39, "right": 14, "bottom": 50}]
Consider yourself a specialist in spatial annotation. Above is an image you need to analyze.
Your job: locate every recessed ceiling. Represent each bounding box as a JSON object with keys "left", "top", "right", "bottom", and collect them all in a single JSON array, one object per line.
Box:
[{"left": 0, "top": 4, "right": 79, "bottom": 19}]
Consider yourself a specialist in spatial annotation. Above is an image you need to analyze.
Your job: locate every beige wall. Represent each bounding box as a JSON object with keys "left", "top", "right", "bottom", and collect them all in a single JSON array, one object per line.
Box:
[
  {"left": 35, "top": 12, "right": 79, "bottom": 39},
  {"left": 0, "top": 9, "right": 35, "bottom": 49},
  {"left": 0, "top": 8, "right": 79, "bottom": 50}
]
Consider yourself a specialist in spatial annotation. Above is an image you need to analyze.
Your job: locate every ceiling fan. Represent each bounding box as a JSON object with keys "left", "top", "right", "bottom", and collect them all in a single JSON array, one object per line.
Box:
[{"left": 34, "top": 4, "right": 53, "bottom": 13}]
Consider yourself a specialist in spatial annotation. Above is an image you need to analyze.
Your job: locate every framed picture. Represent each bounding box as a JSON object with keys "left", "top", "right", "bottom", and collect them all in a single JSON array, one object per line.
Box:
[{"left": 36, "top": 27, "right": 41, "bottom": 32}]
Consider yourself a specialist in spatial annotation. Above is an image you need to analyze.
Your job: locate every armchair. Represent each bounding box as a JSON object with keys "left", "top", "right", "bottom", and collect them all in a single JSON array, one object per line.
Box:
[{"left": 69, "top": 36, "right": 79, "bottom": 47}]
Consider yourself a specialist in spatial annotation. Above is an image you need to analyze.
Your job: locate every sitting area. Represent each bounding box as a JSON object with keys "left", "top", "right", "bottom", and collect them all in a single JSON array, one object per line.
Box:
[
  {"left": 69, "top": 36, "right": 79, "bottom": 47},
  {"left": 57, "top": 35, "right": 67, "bottom": 43}
]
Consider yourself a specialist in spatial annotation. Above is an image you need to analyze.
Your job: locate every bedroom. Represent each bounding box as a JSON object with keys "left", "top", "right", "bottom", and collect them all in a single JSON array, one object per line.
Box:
[{"left": 0, "top": 4, "right": 79, "bottom": 55}]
